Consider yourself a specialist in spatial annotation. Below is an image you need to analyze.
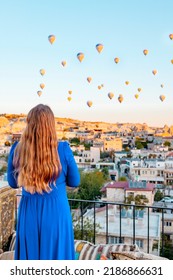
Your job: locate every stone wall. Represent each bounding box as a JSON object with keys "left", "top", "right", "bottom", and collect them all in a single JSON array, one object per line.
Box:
[{"left": 0, "top": 186, "right": 17, "bottom": 251}]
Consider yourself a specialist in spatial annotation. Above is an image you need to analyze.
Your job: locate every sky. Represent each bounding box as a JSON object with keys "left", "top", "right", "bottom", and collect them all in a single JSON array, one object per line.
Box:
[{"left": 1, "top": 0, "right": 173, "bottom": 127}]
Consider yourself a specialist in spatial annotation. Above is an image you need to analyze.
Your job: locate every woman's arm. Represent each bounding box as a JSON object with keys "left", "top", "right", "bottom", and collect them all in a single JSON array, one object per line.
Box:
[
  {"left": 7, "top": 142, "right": 18, "bottom": 188},
  {"left": 64, "top": 142, "right": 80, "bottom": 187}
]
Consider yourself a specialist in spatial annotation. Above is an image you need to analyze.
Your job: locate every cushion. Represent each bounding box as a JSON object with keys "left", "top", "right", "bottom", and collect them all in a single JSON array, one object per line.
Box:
[
  {"left": 74, "top": 240, "right": 139, "bottom": 260},
  {"left": 111, "top": 251, "right": 143, "bottom": 260},
  {"left": 0, "top": 251, "right": 14, "bottom": 260}
]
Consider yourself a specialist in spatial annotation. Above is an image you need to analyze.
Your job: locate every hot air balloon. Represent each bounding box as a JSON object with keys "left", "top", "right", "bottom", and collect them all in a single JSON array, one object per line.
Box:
[
  {"left": 77, "top": 52, "right": 84, "bottom": 62},
  {"left": 68, "top": 90, "right": 72, "bottom": 95},
  {"left": 48, "top": 35, "right": 56, "bottom": 44},
  {"left": 108, "top": 92, "right": 114, "bottom": 99},
  {"left": 37, "top": 91, "right": 42, "bottom": 97},
  {"left": 143, "top": 49, "right": 149, "bottom": 56},
  {"left": 118, "top": 95, "right": 123, "bottom": 103},
  {"left": 101, "top": 84, "right": 104, "bottom": 87},
  {"left": 87, "top": 101, "right": 93, "bottom": 107},
  {"left": 152, "top": 69, "right": 158, "bottom": 75},
  {"left": 160, "top": 95, "right": 165, "bottom": 102},
  {"left": 40, "top": 83, "right": 45, "bottom": 90},
  {"left": 98, "top": 85, "right": 102, "bottom": 90},
  {"left": 40, "top": 69, "right": 45, "bottom": 76},
  {"left": 125, "top": 81, "right": 129, "bottom": 85},
  {"left": 138, "top": 88, "right": 142, "bottom": 92},
  {"left": 135, "top": 94, "right": 139, "bottom": 99},
  {"left": 96, "top": 43, "right": 104, "bottom": 53},
  {"left": 169, "top": 34, "right": 173, "bottom": 40},
  {"left": 61, "top": 61, "right": 67, "bottom": 67},
  {"left": 161, "top": 84, "right": 164, "bottom": 88},
  {"left": 114, "top": 57, "right": 120, "bottom": 64},
  {"left": 67, "top": 97, "right": 72, "bottom": 101},
  {"left": 171, "top": 59, "right": 173, "bottom": 64},
  {"left": 87, "top": 77, "right": 92, "bottom": 83}
]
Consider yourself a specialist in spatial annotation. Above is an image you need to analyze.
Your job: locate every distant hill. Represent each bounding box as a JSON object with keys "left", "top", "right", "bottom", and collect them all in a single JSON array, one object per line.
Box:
[{"left": 0, "top": 113, "right": 172, "bottom": 136}]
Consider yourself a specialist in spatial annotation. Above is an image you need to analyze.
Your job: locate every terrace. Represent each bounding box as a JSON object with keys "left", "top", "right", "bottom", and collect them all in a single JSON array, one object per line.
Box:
[{"left": 0, "top": 186, "right": 172, "bottom": 259}]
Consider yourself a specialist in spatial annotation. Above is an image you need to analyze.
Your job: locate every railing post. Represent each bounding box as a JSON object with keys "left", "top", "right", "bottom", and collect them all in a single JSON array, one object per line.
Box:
[
  {"left": 132, "top": 205, "right": 135, "bottom": 244},
  {"left": 106, "top": 203, "right": 108, "bottom": 244},
  {"left": 119, "top": 204, "right": 122, "bottom": 243},
  {"left": 80, "top": 201, "right": 83, "bottom": 240},
  {"left": 93, "top": 202, "right": 96, "bottom": 244},
  {"left": 147, "top": 207, "right": 149, "bottom": 254}
]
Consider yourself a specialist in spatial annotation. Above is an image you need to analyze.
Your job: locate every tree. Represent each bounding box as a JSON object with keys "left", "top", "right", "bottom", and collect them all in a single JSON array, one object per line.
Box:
[
  {"left": 125, "top": 194, "right": 149, "bottom": 207},
  {"left": 119, "top": 176, "right": 127, "bottom": 181},
  {"left": 77, "top": 170, "right": 106, "bottom": 201},
  {"left": 135, "top": 141, "right": 144, "bottom": 149},
  {"left": 154, "top": 190, "right": 164, "bottom": 201},
  {"left": 73, "top": 217, "right": 101, "bottom": 243},
  {"left": 164, "top": 141, "right": 171, "bottom": 147},
  {"left": 101, "top": 167, "right": 110, "bottom": 180},
  {"left": 70, "top": 137, "right": 80, "bottom": 145}
]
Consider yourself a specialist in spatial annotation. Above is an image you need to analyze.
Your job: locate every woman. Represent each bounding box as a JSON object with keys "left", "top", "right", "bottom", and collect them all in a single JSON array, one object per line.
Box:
[{"left": 7, "top": 104, "right": 80, "bottom": 260}]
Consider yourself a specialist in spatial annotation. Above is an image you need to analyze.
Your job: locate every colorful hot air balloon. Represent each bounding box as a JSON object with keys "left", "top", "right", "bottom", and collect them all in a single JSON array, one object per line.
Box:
[
  {"left": 152, "top": 69, "right": 158, "bottom": 75},
  {"left": 68, "top": 90, "right": 72, "bottom": 95},
  {"left": 169, "top": 34, "right": 173, "bottom": 40},
  {"left": 98, "top": 85, "right": 102, "bottom": 90},
  {"left": 114, "top": 57, "right": 120, "bottom": 64},
  {"left": 160, "top": 95, "right": 165, "bottom": 102},
  {"left": 171, "top": 59, "right": 173, "bottom": 64},
  {"left": 138, "top": 88, "right": 142, "bottom": 92},
  {"left": 108, "top": 92, "right": 114, "bottom": 99},
  {"left": 40, "top": 83, "right": 45, "bottom": 89},
  {"left": 118, "top": 95, "right": 123, "bottom": 103},
  {"left": 87, "top": 77, "right": 92, "bottom": 83},
  {"left": 61, "top": 61, "right": 67, "bottom": 67},
  {"left": 87, "top": 101, "right": 93, "bottom": 107},
  {"left": 125, "top": 81, "right": 129, "bottom": 85},
  {"left": 135, "top": 94, "right": 139, "bottom": 99},
  {"left": 161, "top": 84, "right": 164, "bottom": 88},
  {"left": 40, "top": 69, "right": 45, "bottom": 76},
  {"left": 143, "top": 49, "right": 149, "bottom": 56},
  {"left": 37, "top": 91, "right": 42, "bottom": 97},
  {"left": 96, "top": 43, "right": 104, "bottom": 53},
  {"left": 77, "top": 52, "right": 84, "bottom": 62},
  {"left": 48, "top": 35, "right": 56, "bottom": 44},
  {"left": 67, "top": 96, "right": 72, "bottom": 101}
]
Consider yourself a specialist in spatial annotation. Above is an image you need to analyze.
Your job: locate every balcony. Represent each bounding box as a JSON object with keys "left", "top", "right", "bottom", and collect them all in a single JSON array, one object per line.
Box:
[{"left": 68, "top": 199, "right": 172, "bottom": 258}]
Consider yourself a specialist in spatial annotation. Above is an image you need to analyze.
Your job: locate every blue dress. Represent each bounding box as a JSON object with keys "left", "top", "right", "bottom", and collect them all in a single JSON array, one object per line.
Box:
[{"left": 7, "top": 141, "right": 80, "bottom": 260}]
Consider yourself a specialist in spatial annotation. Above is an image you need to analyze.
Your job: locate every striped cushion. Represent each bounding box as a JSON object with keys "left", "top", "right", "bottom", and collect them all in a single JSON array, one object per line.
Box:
[{"left": 74, "top": 240, "right": 139, "bottom": 260}]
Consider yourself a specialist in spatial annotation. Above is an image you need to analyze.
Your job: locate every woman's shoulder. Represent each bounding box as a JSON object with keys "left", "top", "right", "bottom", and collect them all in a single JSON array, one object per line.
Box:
[{"left": 58, "top": 140, "right": 70, "bottom": 150}]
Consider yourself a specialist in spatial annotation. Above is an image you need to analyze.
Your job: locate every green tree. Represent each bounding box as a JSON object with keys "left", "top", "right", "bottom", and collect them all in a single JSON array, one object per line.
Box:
[
  {"left": 70, "top": 137, "right": 80, "bottom": 145},
  {"left": 77, "top": 170, "right": 106, "bottom": 201},
  {"left": 119, "top": 176, "right": 127, "bottom": 181},
  {"left": 101, "top": 167, "right": 110, "bottom": 180},
  {"left": 160, "top": 234, "right": 173, "bottom": 260},
  {"left": 125, "top": 194, "right": 149, "bottom": 207},
  {"left": 154, "top": 190, "right": 164, "bottom": 201},
  {"left": 73, "top": 217, "right": 101, "bottom": 242},
  {"left": 135, "top": 141, "right": 144, "bottom": 149},
  {"left": 164, "top": 141, "right": 171, "bottom": 147}
]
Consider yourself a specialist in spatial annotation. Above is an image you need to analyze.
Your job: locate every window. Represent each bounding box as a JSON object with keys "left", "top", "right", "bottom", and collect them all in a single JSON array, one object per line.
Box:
[
  {"left": 135, "top": 239, "right": 143, "bottom": 248},
  {"left": 108, "top": 236, "right": 124, "bottom": 244},
  {"left": 164, "top": 221, "right": 172, "bottom": 226}
]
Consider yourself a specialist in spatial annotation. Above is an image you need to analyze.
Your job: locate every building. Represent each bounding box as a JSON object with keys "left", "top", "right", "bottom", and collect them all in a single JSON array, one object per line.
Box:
[
  {"left": 101, "top": 181, "right": 155, "bottom": 206},
  {"left": 104, "top": 138, "right": 122, "bottom": 152}
]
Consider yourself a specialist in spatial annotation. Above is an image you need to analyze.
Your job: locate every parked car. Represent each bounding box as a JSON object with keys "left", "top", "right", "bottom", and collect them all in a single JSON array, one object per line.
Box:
[{"left": 159, "top": 197, "right": 173, "bottom": 203}]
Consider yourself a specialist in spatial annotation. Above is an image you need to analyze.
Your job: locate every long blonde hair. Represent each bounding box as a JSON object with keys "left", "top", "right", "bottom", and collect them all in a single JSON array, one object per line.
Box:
[{"left": 13, "top": 104, "right": 61, "bottom": 194}]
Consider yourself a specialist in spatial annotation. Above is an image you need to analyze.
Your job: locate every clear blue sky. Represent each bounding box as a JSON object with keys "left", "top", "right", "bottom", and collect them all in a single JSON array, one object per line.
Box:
[{"left": 1, "top": 0, "right": 173, "bottom": 127}]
